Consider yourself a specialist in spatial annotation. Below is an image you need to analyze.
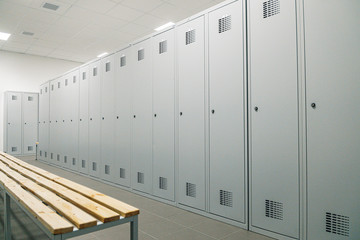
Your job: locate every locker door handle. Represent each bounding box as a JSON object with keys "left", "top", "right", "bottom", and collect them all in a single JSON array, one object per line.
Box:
[
  {"left": 211, "top": 110, "right": 215, "bottom": 114},
  {"left": 254, "top": 107, "right": 259, "bottom": 112},
  {"left": 311, "top": 103, "right": 316, "bottom": 109},
  {"left": 180, "top": 112, "right": 183, "bottom": 116}
]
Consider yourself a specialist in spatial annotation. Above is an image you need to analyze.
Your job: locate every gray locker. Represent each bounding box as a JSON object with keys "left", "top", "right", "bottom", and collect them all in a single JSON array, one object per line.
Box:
[
  {"left": 305, "top": 1, "right": 360, "bottom": 239},
  {"left": 50, "top": 78, "right": 62, "bottom": 167},
  {"left": 209, "top": 0, "right": 245, "bottom": 222},
  {"left": 152, "top": 29, "right": 175, "bottom": 201},
  {"left": 100, "top": 54, "right": 116, "bottom": 182},
  {"left": 131, "top": 39, "right": 153, "bottom": 194},
  {"left": 59, "top": 76, "right": 71, "bottom": 169},
  {"left": 39, "top": 83, "right": 50, "bottom": 162},
  {"left": 88, "top": 60, "right": 101, "bottom": 177},
  {"left": 79, "top": 65, "right": 90, "bottom": 174},
  {"left": 249, "top": 0, "right": 299, "bottom": 238},
  {"left": 114, "top": 48, "right": 132, "bottom": 187},
  {"left": 4, "top": 92, "right": 22, "bottom": 155},
  {"left": 22, "top": 93, "right": 38, "bottom": 155},
  {"left": 49, "top": 80, "right": 57, "bottom": 165},
  {"left": 177, "top": 16, "right": 206, "bottom": 210}
]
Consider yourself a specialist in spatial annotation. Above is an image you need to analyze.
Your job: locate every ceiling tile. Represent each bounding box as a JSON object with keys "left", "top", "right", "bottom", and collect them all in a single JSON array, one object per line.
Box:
[
  {"left": 30, "top": 0, "right": 72, "bottom": 15},
  {"left": 106, "top": 4, "right": 145, "bottom": 21},
  {"left": 119, "top": 23, "right": 153, "bottom": 37},
  {"left": 150, "top": 3, "right": 185, "bottom": 21},
  {"left": 75, "top": 0, "right": 117, "bottom": 14},
  {"left": 26, "top": 45, "right": 55, "bottom": 55},
  {"left": 133, "top": 14, "right": 166, "bottom": 29},
  {"left": 121, "top": 0, "right": 164, "bottom": 13}
]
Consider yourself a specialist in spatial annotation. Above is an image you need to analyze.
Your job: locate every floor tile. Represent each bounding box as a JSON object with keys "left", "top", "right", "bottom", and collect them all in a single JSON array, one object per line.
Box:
[{"left": 191, "top": 218, "right": 240, "bottom": 239}]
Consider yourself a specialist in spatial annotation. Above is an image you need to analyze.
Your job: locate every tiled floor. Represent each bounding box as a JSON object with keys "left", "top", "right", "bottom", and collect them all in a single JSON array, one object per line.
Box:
[{"left": 0, "top": 156, "right": 273, "bottom": 240}]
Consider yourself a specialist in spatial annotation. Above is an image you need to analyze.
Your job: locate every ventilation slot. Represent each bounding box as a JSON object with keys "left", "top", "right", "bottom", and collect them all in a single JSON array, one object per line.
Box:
[
  {"left": 82, "top": 72, "right": 86, "bottom": 80},
  {"left": 159, "top": 40, "right": 167, "bottom": 54},
  {"left": 27, "top": 146, "right": 33, "bottom": 151},
  {"left": 137, "top": 172, "right": 144, "bottom": 184},
  {"left": 220, "top": 190, "right": 233, "bottom": 207},
  {"left": 185, "top": 29, "right": 196, "bottom": 45},
  {"left": 105, "top": 62, "right": 111, "bottom": 72},
  {"left": 44, "top": 152, "right": 47, "bottom": 158},
  {"left": 265, "top": 199, "right": 283, "bottom": 220},
  {"left": 64, "top": 156, "right": 67, "bottom": 163},
  {"left": 93, "top": 67, "right": 97, "bottom": 76},
  {"left": 159, "top": 177, "right": 167, "bottom": 190},
  {"left": 120, "top": 168, "right": 126, "bottom": 179},
  {"left": 138, "top": 49, "right": 145, "bottom": 61},
  {"left": 218, "top": 15, "right": 232, "bottom": 33},
  {"left": 105, "top": 165, "right": 110, "bottom": 175},
  {"left": 65, "top": 79, "right": 68, "bottom": 86},
  {"left": 45, "top": 87, "right": 48, "bottom": 92},
  {"left": 11, "top": 147, "right": 17, "bottom": 152},
  {"left": 326, "top": 212, "right": 350, "bottom": 237},
  {"left": 263, "top": 0, "right": 280, "bottom": 19},
  {"left": 43, "top": 2, "right": 59, "bottom": 11},
  {"left": 120, "top": 56, "right": 126, "bottom": 67},
  {"left": 12, "top": 95, "right": 17, "bottom": 100},
  {"left": 28, "top": 96, "right": 34, "bottom": 101},
  {"left": 40, "top": 89, "right": 43, "bottom": 95},
  {"left": 73, "top": 76, "right": 76, "bottom": 83},
  {"left": 72, "top": 158, "right": 76, "bottom": 166},
  {"left": 92, "top": 162, "right": 97, "bottom": 171},
  {"left": 186, "top": 182, "right": 196, "bottom": 198},
  {"left": 51, "top": 85, "right": 54, "bottom": 91},
  {"left": 57, "top": 154, "right": 60, "bottom": 161},
  {"left": 82, "top": 160, "right": 86, "bottom": 168},
  {"left": 51, "top": 153, "right": 53, "bottom": 159},
  {"left": 40, "top": 151, "right": 42, "bottom": 156}
]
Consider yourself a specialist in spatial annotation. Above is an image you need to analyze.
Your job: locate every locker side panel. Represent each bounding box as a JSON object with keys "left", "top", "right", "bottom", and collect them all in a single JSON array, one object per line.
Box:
[
  {"left": 79, "top": 66, "right": 90, "bottom": 174},
  {"left": 249, "top": 0, "right": 299, "bottom": 238},
  {"left": 152, "top": 29, "right": 175, "bottom": 201},
  {"left": 69, "top": 71, "right": 80, "bottom": 171},
  {"left": 305, "top": 1, "right": 360, "bottom": 239},
  {"left": 209, "top": 1, "right": 245, "bottom": 222},
  {"left": 177, "top": 16, "right": 206, "bottom": 210},
  {"left": 5, "top": 92, "right": 22, "bottom": 155},
  {"left": 22, "top": 93, "right": 38, "bottom": 155}
]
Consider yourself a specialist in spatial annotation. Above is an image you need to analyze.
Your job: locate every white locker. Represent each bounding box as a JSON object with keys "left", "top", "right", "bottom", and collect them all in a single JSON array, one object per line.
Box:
[
  {"left": 39, "top": 83, "right": 50, "bottom": 162},
  {"left": 59, "top": 76, "right": 71, "bottom": 169},
  {"left": 249, "top": 0, "right": 299, "bottom": 238},
  {"left": 100, "top": 54, "right": 116, "bottom": 182},
  {"left": 305, "top": 1, "right": 360, "bottom": 239},
  {"left": 49, "top": 80, "right": 57, "bottom": 165},
  {"left": 22, "top": 93, "right": 38, "bottom": 155},
  {"left": 177, "top": 16, "right": 206, "bottom": 210},
  {"left": 79, "top": 66, "right": 90, "bottom": 174},
  {"left": 131, "top": 39, "right": 153, "bottom": 194},
  {"left": 209, "top": 0, "right": 245, "bottom": 222},
  {"left": 4, "top": 92, "right": 22, "bottom": 155},
  {"left": 114, "top": 48, "right": 132, "bottom": 187},
  {"left": 152, "top": 29, "right": 175, "bottom": 201},
  {"left": 88, "top": 60, "right": 102, "bottom": 177}
]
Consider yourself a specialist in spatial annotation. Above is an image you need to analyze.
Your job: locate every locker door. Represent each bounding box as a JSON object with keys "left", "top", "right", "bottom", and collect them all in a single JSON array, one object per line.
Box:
[
  {"left": 100, "top": 55, "right": 116, "bottom": 182},
  {"left": 69, "top": 71, "right": 79, "bottom": 171},
  {"left": 131, "top": 39, "right": 153, "bottom": 194},
  {"left": 5, "top": 92, "right": 22, "bottom": 155},
  {"left": 177, "top": 16, "right": 206, "bottom": 210},
  {"left": 89, "top": 61, "right": 101, "bottom": 177},
  {"left": 22, "top": 93, "right": 38, "bottom": 155},
  {"left": 305, "top": 1, "right": 360, "bottom": 239},
  {"left": 79, "top": 66, "right": 90, "bottom": 174},
  {"left": 209, "top": 1, "right": 245, "bottom": 222},
  {"left": 114, "top": 48, "right": 132, "bottom": 187},
  {"left": 249, "top": 0, "right": 299, "bottom": 238},
  {"left": 60, "top": 76, "right": 71, "bottom": 169},
  {"left": 152, "top": 29, "right": 175, "bottom": 201},
  {"left": 39, "top": 84, "right": 50, "bottom": 162},
  {"left": 49, "top": 80, "right": 59, "bottom": 165}
]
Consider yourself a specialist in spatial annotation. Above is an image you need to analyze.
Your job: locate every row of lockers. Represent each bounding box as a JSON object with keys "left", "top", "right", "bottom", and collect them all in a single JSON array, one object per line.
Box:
[{"left": 38, "top": 0, "right": 360, "bottom": 239}]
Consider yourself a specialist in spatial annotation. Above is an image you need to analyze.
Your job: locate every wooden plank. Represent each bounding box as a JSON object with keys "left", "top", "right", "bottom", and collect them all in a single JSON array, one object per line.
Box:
[
  {"left": 0, "top": 171, "right": 74, "bottom": 235},
  {"left": 0, "top": 152, "right": 140, "bottom": 218},
  {"left": 0, "top": 161, "right": 98, "bottom": 229},
  {"left": 0, "top": 156, "right": 120, "bottom": 223}
]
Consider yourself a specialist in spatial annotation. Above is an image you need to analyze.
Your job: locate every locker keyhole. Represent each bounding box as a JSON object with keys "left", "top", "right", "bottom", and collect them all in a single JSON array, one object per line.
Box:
[
  {"left": 24, "top": 123, "right": 26, "bottom": 125},
  {"left": 80, "top": 119, "right": 82, "bottom": 121},
  {"left": 116, "top": 116, "right": 119, "bottom": 119},
  {"left": 133, "top": 115, "right": 136, "bottom": 118},
  {"left": 254, "top": 107, "right": 259, "bottom": 112},
  {"left": 154, "top": 114, "right": 157, "bottom": 117},
  {"left": 90, "top": 118, "right": 92, "bottom": 121},
  {"left": 180, "top": 112, "right": 183, "bottom": 116},
  {"left": 311, "top": 103, "right": 316, "bottom": 109},
  {"left": 102, "top": 117, "right": 104, "bottom": 120},
  {"left": 211, "top": 109, "right": 215, "bottom": 114}
]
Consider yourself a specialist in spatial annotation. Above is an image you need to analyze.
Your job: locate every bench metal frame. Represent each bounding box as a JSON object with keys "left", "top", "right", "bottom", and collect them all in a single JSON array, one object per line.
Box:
[{"left": 0, "top": 187, "right": 138, "bottom": 240}]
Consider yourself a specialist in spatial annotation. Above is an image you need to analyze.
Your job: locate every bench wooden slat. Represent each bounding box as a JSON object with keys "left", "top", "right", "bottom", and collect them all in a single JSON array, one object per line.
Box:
[
  {"left": 0, "top": 171, "right": 74, "bottom": 235},
  {"left": 0, "top": 161, "right": 98, "bottom": 229},
  {"left": 0, "top": 152, "right": 140, "bottom": 218},
  {"left": 0, "top": 156, "right": 120, "bottom": 223}
]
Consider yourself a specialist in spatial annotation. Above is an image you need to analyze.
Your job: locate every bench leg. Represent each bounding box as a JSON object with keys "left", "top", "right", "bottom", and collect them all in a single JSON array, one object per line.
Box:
[
  {"left": 130, "top": 215, "right": 138, "bottom": 240},
  {"left": 4, "top": 191, "right": 11, "bottom": 240}
]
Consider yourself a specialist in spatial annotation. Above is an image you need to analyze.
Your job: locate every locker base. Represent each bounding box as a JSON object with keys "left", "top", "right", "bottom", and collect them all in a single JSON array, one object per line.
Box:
[{"left": 249, "top": 226, "right": 298, "bottom": 240}]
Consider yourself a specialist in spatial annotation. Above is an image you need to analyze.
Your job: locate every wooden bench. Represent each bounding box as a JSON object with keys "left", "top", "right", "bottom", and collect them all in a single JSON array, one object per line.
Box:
[{"left": 0, "top": 152, "right": 139, "bottom": 240}]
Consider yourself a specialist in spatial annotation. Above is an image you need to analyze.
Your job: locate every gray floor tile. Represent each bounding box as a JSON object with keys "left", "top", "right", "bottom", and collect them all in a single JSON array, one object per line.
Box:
[
  {"left": 167, "top": 210, "right": 208, "bottom": 227},
  {"left": 191, "top": 218, "right": 240, "bottom": 239},
  {"left": 220, "top": 230, "right": 274, "bottom": 240},
  {"left": 158, "top": 228, "right": 216, "bottom": 240}
]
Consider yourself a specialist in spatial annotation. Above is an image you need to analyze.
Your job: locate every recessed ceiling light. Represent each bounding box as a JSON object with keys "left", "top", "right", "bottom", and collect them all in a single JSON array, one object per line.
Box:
[
  {"left": 22, "top": 31, "right": 34, "bottom": 36},
  {"left": 155, "top": 22, "right": 175, "bottom": 31},
  {"left": 0, "top": 32, "right": 11, "bottom": 41},
  {"left": 97, "top": 52, "right": 108, "bottom": 58},
  {"left": 43, "top": 2, "right": 59, "bottom": 11}
]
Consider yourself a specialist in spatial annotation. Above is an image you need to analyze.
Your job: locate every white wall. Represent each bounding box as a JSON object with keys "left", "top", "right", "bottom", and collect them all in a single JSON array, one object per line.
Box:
[{"left": 0, "top": 50, "right": 82, "bottom": 151}]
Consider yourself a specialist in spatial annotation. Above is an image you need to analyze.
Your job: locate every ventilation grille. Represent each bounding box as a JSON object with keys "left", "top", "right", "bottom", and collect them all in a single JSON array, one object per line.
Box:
[
  {"left": 105, "top": 62, "right": 111, "bottom": 72},
  {"left": 326, "top": 212, "right": 350, "bottom": 237},
  {"left": 43, "top": 2, "right": 59, "bottom": 11},
  {"left": 64, "top": 156, "right": 67, "bottom": 163},
  {"left": 12, "top": 95, "right": 17, "bottom": 100},
  {"left": 65, "top": 79, "right": 68, "bottom": 86},
  {"left": 82, "top": 160, "right": 86, "bottom": 168},
  {"left": 45, "top": 87, "right": 48, "bottom": 92},
  {"left": 186, "top": 182, "right": 196, "bottom": 198},
  {"left": 92, "top": 162, "right": 97, "bottom": 171},
  {"left": 73, "top": 76, "right": 76, "bottom": 83},
  {"left": 186, "top": 29, "right": 196, "bottom": 45},
  {"left": 137, "top": 172, "right": 144, "bottom": 184},
  {"left": 40, "top": 151, "right": 42, "bottom": 156},
  {"left": 40, "top": 89, "right": 43, "bottom": 95},
  {"left": 105, "top": 165, "right": 110, "bottom": 175},
  {"left": 22, "top": 31, "right": 34, "bottom": 36},
  {"left": 58, "top": 82, "right": 61, "bottom": 88},
  {"left": 218, "top": 15, "right": 232, "bottom": 33},
  {"left": 11, "top": 147, "right": 17, "bottom": 152},
  {"left": 263, "top": 0, "right": 280, "bottom": 18},
  {"left": 51, "top": 84, "right": 54, "bottom": 91},
  {"left": 57, "top": 154, "right": 60, "bottom": 161},
  {"left": 93, "top": 67, "right": 97, "bottom": 76},
  {"left": 28, "top": 96, "right": 34, "bottom": 101},
  {"left": 138, "top": 49, "right": 145, "bottom": 61},
  {"left": 82, "top": 72, "right": 86, "bottom": 80},
  {"left": 45, "top": 152, "right": 47, "bottom": 158},
  {"left": 220, "top": 190, "right": 233, "bottom": 207},
  {"left": 265, "top": 199, "right": 283, "bottom": 220},
  {"left": 120, "top": 56, "right": 126, "bottom": 67},
  {"left": 159, "top": 40, "right": 167, "bottom": 54},
  {"left": 159, "top": 177, "right": 167, "bottom": 190},
  {"left": 27, "top": 146, "right": 33, "bottom": 151},
  {"left": 72, "top": 158, "right": 76, "bottom": 166},
  {"left": 120, "top": 168, "right": 126, "bottom": 179}
]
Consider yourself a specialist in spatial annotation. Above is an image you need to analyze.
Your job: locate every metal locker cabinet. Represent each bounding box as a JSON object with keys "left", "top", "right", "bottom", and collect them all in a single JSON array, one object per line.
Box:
[
  {"left": 79, "top": 66, "right": 90, "bottom": 174},
  {"left": 4, "top": 92, "right": 22, "bottom": 155},
  {"left": 208, "top": 0, "right": 246, "bottom": 222},
  {"left": 100, "top": 54, "right": 116, "bottom": 182},
  {"left": 88, "top": 60, "right": 102, "bottom": 178},
  {"left": 177, "top": 16, "right": 206, "bottom": 210},
  {"left": 152, "top": 29, "right": 175, "bottom": 201},
  {"left": 304, "top": 1, "right": 360, "bottom": 239},
  {"left": 248, "top": 0, "right": 299, "bottom": 238},
  {"left": 69, "top": 71, "right": 80, "bottom": 171},
  {"left": 60, "top": 76, "right": 71, "bottom": 169},
  {"left": 49, "top": 79, "right": 59, "bottom": 166},
  {"left": 131, "top": 39, "right": 153, "bottom": 194},
  {"left": 114, "top": 48, "right": 132, "bottom": 187},
  {"left": 39, "top": 83, "right": 50, "bottom": 162},
  {"left": 22, "top": 93, "right": 38, "bottom": 155}
]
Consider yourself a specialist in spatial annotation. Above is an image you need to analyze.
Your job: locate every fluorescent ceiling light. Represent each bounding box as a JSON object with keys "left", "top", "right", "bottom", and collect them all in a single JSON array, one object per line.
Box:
[
  {"left": 0, "top": 32, "right": 11, "bottom": 41},
  {"left": 155, "top": 22, "right": 175, "bottom": 31},
  {"left": 97, "top": 52, "right": 108, "bottom": 58}
]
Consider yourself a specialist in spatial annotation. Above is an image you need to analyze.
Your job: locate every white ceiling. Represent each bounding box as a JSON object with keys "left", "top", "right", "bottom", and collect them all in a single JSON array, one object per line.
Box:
[{"left": 0, "top": 0, "right": 225, "bottom": 63}]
